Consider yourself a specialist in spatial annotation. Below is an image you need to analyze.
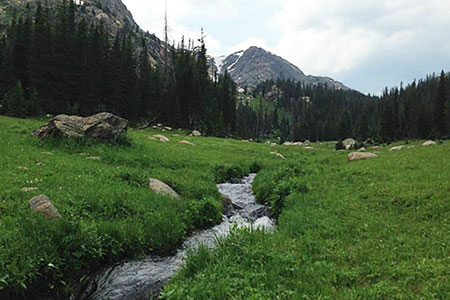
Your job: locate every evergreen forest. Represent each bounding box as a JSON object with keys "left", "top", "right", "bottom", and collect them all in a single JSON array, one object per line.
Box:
[{"left": 0, "top": 0, "right": 449, "bottom": 141}]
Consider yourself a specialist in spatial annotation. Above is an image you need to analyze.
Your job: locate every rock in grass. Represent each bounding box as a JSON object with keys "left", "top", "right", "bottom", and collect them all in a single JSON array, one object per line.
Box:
[
  {"left": 21, "top": 187, "right": 38, "bottom": 192},
  {"left": 423, "top": 140, "right": 436, "bottom": 146},
  {"left": 190, "top": 130, "right": 202, "bottom": 137},
  {"left": 153, "top": 135, "right": 170, "bottom": 143},
  {"left": 178, "top": 140, "right": 195, "bottom": 146},
  {"left": 29, "top": 195, "right": 61, "bottom": 219},
  {"left": 348, "top": 152, "right": 378, "bottom": 162},
  {"left": 86, "top": 156, "right": 101, "bottom": 161},
  {"left": 31, "top": 112, "right": 128, "bottom": 143},
  {"left": 149, "top": 179, "right": 180, "bottom": 199},
  {"left": 342, "top": 138, "right": 356, "bottom": 150},
  {"left": 221, "top": 194, "right": 233, "bottom": 217},
  {"left": 270, "top": 151, "right": 286, "bottom": 159},
  {"left": 389, "top": 146, "right": 405, "bottom": 151},
  {"left": 358, "top": 147, "right": 367, "bottom": 152},
  {"left": 304, "top": 146, "right": 314, "bottom": 150}
]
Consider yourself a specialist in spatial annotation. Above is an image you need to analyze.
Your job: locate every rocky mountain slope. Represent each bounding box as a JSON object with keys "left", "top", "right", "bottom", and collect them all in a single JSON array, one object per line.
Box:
[
  {"left": 0, "top": 0, "right": 164, "bottom": 65},
  {"left": 210, "top": 46, "right": 348, "bottom": 90}
]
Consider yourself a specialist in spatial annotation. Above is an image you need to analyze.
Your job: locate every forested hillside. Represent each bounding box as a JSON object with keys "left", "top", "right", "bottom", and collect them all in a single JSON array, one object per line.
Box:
[
  {"left": 0, "top": 0, "right": 449, "bottom": 141},
  {"left": 239, "top": 74, "right": 450, "bottom": 142},
  {"left": 0, "top": 0, "right": 237, "bottom": 135}
]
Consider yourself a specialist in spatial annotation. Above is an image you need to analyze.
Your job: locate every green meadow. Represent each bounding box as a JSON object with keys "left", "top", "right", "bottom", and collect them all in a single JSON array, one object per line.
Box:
[{"left": 0, "top": 115, "right": 449, "bottom": 298}]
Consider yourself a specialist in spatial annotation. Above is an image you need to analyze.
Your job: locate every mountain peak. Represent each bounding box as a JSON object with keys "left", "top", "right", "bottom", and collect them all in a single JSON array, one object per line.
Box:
[{"left": 213, "top": 46, "right": 347, "bottom": 90}]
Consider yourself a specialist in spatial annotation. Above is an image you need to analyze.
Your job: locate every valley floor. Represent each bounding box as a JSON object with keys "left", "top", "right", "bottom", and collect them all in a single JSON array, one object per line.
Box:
[{"left": 0, "top": 115, "right": 449, "bottom": 298}]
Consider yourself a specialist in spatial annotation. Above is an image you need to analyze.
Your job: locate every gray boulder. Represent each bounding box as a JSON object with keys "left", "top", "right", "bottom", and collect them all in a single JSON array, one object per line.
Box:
[
  {"left": 423, "top": 140, "right": 436, "bottom": 146},
  {"left": 31, "top": 112, "right": 128, "bottom": 143},
  {"left": 149, "top": 179, "right": 180, "bottom": 199},
  {"left": 221, "top": 194, "right": 234, "bottom": 217},
  {"left": 29, "top": 195, "right": 61, "bottom": 219},
  {"left": 348, "top": 152, "right": 378, "bottom": 162},
  {"left": 342, "top": 138, "right": 357, "bottom": 150}
]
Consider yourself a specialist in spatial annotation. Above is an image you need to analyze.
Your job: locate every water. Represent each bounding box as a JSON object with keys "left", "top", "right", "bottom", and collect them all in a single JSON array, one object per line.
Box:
[{"left": 78, "top": 174, "right": 274, "bottom": 300}]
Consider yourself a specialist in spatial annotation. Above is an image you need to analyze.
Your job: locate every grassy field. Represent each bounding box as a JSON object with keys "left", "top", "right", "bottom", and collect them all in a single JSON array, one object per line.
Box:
[
  {"left": 0, "top": 115, "right": 449, "bottom": 298},
  {"left": 0, "top": 115, "right": 274, "bottom": 297},
  {"left": 163, "top": 139, "right": 450, "bottom": 298}
]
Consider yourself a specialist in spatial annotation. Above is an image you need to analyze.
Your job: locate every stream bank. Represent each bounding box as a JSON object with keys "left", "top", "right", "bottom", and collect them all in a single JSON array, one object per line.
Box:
[{"left": 78, "top": 174, "right": 274, "bottom": 300}]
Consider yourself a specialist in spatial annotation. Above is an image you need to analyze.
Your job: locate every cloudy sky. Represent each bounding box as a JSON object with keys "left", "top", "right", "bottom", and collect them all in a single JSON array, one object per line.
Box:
[{"left": 121, "top": 0, "right": 450, "bottom": 95}]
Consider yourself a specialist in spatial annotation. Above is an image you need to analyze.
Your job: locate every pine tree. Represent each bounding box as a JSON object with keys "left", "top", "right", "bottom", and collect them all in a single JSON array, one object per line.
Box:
[
  {"left": 435, "top": 71, "right": 447, "bottom": 137},
  {"left": 4, "top": 82, "right": 26, "bottom": 117}
]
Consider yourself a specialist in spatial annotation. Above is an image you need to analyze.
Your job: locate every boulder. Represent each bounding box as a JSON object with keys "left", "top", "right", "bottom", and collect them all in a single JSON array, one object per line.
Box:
[
  {"left": 164, "top": 126, "right": 173, "bottom": 131},
  {"left": 249, "top": 206, "right": 272, "bottom": 219},
  {"left": 342, "top": 138, "right": 356, "bottom": 150},
  {"left": 304, "top": 146, "right": 315, "bottom": 150},
  {"left": 423, "top": 140, "right": 436, "bottom": 146},
  {"left": 221, "top": 194, "right": 234, "bottom": 217},
  {"left": 149, "top": 179, "right": 180, "bottom": 199},
  {"left": 304, "top": 140, "right": 312, "bottom": 145},
  {"left": 270, "top": 151, "right": 286, "bottom": 159},
  {"left": 357, "top": 147, "right": 366, "bottom": 152},
  {"left": 86, "top": 156, "right": 101, "bottom": 161},
  {"left": 364, "top": 138, "right": 375, "bottom": 147},
  {"left": 29, "top": 195, "right": 61, "bottom": 219},
  {"left": 178, "top": 140, "right": 195, "bottom": 146},
  {"left": 31, "top": 112, "right": 128, "bottom": 143},
  {"left": 348, "top": 152, "right": 378, "bottom": 162},
  {"left": 191, "top": 130, "right": 202, "bottom": 137},
  {"left": 153, "top": 135, "right": 170, "bottom": 143},
  {"left": 21, "top": 187, "right": 38, "bottom": 192},
  {"left": 389, "top": 146, "right": 404, "bottom": 151},
  {"left": 283, "top": 141, "right": 304, "bottom": 146}
]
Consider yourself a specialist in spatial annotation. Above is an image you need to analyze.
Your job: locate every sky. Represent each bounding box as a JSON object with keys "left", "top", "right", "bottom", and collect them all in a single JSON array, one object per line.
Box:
[{"left": 121, "top": 0, "right": 450, "bottom": 95}]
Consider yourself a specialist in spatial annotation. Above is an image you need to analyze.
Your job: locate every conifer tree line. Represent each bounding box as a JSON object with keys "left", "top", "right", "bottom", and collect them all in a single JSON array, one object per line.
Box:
[
  {"left": 242, "top": 75, "right": 449, "bottom": 142},
  {"left": 0, "top": 0, "right": 448, "bottom": 141},
  {"left": 0, "top": 0, "right": 237, "bottom": 135}
]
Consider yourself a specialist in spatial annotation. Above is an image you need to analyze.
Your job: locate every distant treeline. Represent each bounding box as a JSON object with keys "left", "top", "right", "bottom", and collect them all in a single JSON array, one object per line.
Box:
[
  {"left": 0, "top": 0, "right": 448, "bottom": 141},
  {"left": 238, "top": 73, "right": 449, "bottom": 142},
  {"left": 0, "top": 0, "right": 237, "bottom": 135}
]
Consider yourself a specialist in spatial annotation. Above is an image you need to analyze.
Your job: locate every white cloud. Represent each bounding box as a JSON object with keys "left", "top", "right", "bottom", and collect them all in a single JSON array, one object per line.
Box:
[
  {"left": 228, "top": 37, "right": 270, "bottom": 54},
  {"left": 267, "top": 0, "right": 450, "bottom": 93},
  {"left": 121, "top": 0, "right": 450, "bottom": 94}
]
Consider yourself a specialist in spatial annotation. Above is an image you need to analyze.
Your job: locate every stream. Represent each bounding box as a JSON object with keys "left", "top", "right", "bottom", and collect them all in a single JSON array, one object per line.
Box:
[{"left": 78, "top": 174, "right": 275, "bottom": 300}]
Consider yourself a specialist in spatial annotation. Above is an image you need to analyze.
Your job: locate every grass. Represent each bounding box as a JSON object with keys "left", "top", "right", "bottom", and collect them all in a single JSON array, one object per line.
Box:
[
  {"left": 0, "top": 115, "right": 280, "bottom": 298},
  {"left": 1, "top": 115, "right": 449, "bottom": 298},
  {"left": 163, "top": 140, "right": 450, "bottom": 299}
]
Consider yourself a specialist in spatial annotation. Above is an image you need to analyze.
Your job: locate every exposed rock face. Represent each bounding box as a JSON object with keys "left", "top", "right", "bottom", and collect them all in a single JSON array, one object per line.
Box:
[
  {"left": 210, "top": 46, "right": 348, "bottom": 90},
  {"left": 149, "top": 179, "right": 180, "bottom": 199},
  {"left": 29, "top": 195, "right": 61, "bottom": 219},
  {"left": 31, "top": 112, "right": 128, "bottom": 143},
  {"left": 423, "top": 140, "right": 436, "bottom": 146},
  {"left": 342, "top": 138, "right": 357, "bottom": 150},
  {"left": 1, "top": 0, "right": 164, "bottom": 65},
  {"left": 348, "top": 152, "right": 378, "bottom": 162}
]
